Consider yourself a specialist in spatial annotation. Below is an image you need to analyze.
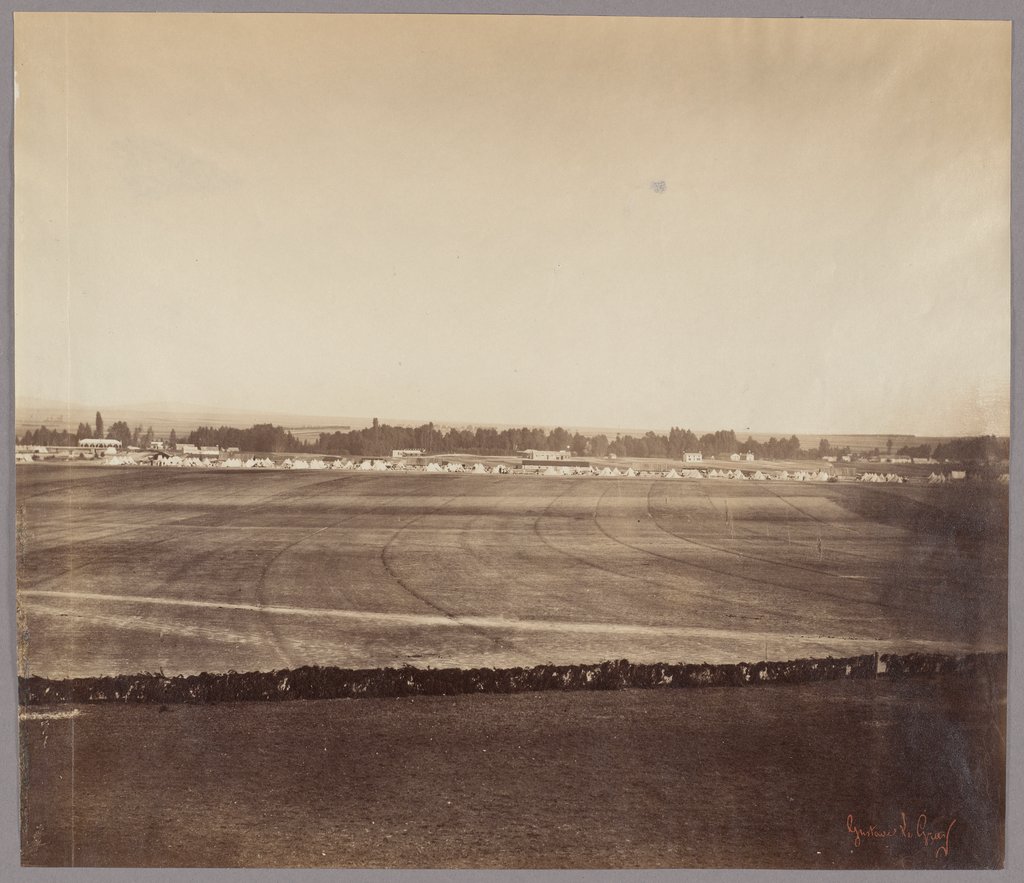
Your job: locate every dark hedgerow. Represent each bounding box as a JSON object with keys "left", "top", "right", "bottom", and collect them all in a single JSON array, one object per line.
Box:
[{"left": 17, "top": 652, "right": 1004, "bottom": 706}]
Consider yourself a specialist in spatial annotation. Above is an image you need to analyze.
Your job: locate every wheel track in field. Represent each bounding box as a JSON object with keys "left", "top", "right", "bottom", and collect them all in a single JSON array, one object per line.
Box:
[
  {"left": 762, "top": 486, "right": 860, "bottom": 534},
  {"left": 757, "top": 483, "right": 978, "bottom": 573},
  {"left": 693, "top": 480, "right": 922, "bottom": 569},
  {"left": 250, "top": 520, "right": 359, "bottom": 669},
  {"left": 526, "top": 480, "right": 658, "bottom": 587},
  {"left": 16, "top": 468, "right": 191, "bottom": 502},
  {"left": 31, "top": 471, "right": 407, "bottom": 668},
  {"left": 643, "top": 481, "right": 987, "bottom": 606},
  {"left": 529, "top": 481, "right": 764, "bottom": 621},
  {"left": 586, "top": 481, "right": 928, "bottom": 615},
  {"left": 18, "top": 470, "right": 364, "bottom": 588},
  {"left": 645, "top": 482, "right": 880, "bottom": 584},
  {"left": 649, "top": 481, "right": 987, "bottom": 609},
  {"left": 379, "top": 477, "right": 516, "bottom": 652},
  {"left": 249, "top": 473, "right": 426, "bottom": 666},
  {"left": 529, "top": 481, "right": 714, "bottom": 596}
]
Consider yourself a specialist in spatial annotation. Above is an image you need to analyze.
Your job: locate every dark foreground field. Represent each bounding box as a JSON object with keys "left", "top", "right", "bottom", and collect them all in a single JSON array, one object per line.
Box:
[
  {"left": 15, "top": 465, "right": 1008, "bottom": 677},
  {"left": 20, "top": 671, "right": 1005, "bottom": 869}
]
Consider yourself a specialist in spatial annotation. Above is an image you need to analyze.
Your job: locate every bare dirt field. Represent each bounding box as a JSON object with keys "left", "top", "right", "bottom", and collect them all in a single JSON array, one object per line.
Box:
[
  {"left": 19, "top": 670, "right": 1005, "bottom": 869},
  {"left": 16, "top": 465, "right": 1007, "bottom": 677}
]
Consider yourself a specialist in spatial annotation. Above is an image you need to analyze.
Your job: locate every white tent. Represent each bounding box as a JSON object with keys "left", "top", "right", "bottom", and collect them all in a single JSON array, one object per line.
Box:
[
  {"left": 472, "top": 463, "right": 487, "bottom": 474},
  {"left": 308, "top": 459, "right": 326, "bottom": 470},
  {"left": 425, "top": 462, "right": 443, "bottom": 473},
  {"left": 104, "top": 455, "right": 137, "bottom": 466},
  {"left": 752, "top": 471, "right": 766, "bottom": 480},
  {"left": 665, "top": 469, "right": 680, "bottom": 479},
  {"left": 223, "top": 457, "right": 244, "bottom": 468}
]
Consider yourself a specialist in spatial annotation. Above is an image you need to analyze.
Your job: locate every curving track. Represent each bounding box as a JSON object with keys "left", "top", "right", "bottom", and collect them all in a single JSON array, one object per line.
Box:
[{"left": 15, "top": 465, "right": 1008, "bottom": 677}]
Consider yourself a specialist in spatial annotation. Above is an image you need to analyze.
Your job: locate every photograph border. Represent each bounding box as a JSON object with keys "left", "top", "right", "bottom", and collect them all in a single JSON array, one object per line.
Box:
[{"left": 1, "top": 1, "right": 1020, "bottom": 881}]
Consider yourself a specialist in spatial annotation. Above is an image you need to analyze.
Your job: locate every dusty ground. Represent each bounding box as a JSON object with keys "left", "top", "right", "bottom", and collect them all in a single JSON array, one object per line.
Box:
[
  {"left": 15, "top": 466, "right": 1008, "bottom": 677},
  {"left": 19, "top": 672, "right": 1005, "bottom": 869}
]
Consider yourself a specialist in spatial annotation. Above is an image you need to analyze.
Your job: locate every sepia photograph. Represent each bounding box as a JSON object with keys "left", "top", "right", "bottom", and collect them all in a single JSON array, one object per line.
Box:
[{"left": 10, "top": 8, "right": 1013, "bottom": 871}]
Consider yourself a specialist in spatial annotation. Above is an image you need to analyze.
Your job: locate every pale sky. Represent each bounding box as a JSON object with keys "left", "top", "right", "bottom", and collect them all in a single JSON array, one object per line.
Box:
[{"left": 14, "top": 14, "right": 1011, "bottom": 435}]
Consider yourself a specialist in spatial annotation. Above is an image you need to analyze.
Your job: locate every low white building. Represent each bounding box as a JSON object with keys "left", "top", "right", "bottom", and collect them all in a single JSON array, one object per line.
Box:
[
  {"left": 392, "top": 449, "right": 424, "bottom": 458},
  {"left": 521, "top": 449, "right": 571, "bottom": 461},
  {"left": 683, "top": 452, "right": 703, "bottom": 463}
]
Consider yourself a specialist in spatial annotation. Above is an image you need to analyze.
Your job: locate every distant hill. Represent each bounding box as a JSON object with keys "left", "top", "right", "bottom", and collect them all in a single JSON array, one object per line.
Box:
[{"left": 14, "top": 398, "right": 369, "bottom": 439}]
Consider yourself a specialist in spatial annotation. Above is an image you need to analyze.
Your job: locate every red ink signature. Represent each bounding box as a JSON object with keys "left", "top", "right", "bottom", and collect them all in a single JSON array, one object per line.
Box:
[{"left": 846, "top": 812, "right": 956, "bottom": 858}]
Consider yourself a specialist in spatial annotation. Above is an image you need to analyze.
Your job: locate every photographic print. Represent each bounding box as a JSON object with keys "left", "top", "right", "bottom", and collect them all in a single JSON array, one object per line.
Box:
[{"left": 12, "top": 12, "right": 1010, "bottom": 869}]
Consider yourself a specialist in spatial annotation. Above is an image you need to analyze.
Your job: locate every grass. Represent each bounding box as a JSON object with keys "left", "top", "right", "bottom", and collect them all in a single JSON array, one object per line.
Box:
[
  {"left": 16, "top": 466, "right": 1007, "bottom": 678},
  {"left": 14, "top": 465, "right": 1008, "bottom": 869},
  {"left": 20, "top": 670, "right": 1005, "bottom": 869}
]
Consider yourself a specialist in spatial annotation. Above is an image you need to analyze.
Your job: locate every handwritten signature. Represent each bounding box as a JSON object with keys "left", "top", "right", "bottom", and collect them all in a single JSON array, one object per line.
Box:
[{"left": 846, "top": 812, "right": 956, "bottom": 858}]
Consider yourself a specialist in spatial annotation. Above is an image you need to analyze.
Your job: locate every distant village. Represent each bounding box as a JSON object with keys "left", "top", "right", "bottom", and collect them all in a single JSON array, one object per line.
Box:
[{"left": 15, "top": 411, "right": 1009, "bottom": 484}]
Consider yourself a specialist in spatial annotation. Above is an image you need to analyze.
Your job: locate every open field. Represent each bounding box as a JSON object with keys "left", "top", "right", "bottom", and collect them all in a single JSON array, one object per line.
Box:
[
  {"left": 19, "top": 670, "right": 1005, "bottom": 868},
  {"left": 16, "top": 464, "right": 1007, "bottom": 678}
]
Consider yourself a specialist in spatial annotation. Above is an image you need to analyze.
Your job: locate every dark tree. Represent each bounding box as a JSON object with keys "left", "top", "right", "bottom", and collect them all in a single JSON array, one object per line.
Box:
[{"left": 107, "top": 421, "right": 133, "bottom": 447}]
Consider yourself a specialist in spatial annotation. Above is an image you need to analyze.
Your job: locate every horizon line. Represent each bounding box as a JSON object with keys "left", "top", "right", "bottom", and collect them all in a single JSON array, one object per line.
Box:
[{"left": 13, "top": 395, "right": 1008, "bottom": 441}]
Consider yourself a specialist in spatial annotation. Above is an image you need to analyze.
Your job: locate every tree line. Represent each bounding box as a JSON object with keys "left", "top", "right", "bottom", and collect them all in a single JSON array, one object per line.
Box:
[
  {"left": 19, "top": 411, "right": 157, "bottom": 450},
  {"left": 180, "top": 420, "right": 813, "bottom": 459},
  {"left": 19, "top": 412, "right": 1009, "bottom": 464}
]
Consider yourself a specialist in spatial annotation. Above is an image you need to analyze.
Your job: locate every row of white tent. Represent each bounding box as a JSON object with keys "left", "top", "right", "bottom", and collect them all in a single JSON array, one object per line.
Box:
[
  {"left": 21, "top": 454, "right": 1002, "bottom": 486},
  {"left": 860, "top": 472, "right": 906, "bottom": 483},
  {"left": 82, "top": 454, "right": 834, "bottom": 480},
  {"left": 928, "top": 471, "right": 979, "bottom": 484}
]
